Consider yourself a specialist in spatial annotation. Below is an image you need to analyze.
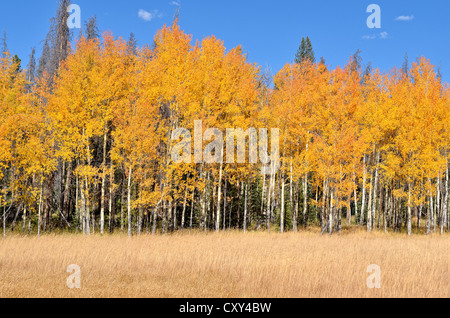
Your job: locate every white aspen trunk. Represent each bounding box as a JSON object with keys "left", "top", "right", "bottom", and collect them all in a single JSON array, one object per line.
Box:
[
  {"left": 189, "top": 190, "right": 194, "bottom": 231},
  {"left": 120, "top": 184, "right": 124, "bottom": 233},
  {"left": 172, "top": 199, "right": 176, "bottom": 232},
  {"left": 437, "top": 172, "right": 441, "bottom": 231},
  {"left": 63, "top": 161, "right": 72, "bottom": 225},
  {"left": 303, "top": 174, "right": 308, "bottom": 228},
  {"left": 338, "top": 206, "right": 342, "bottom": 234},
  {"left": 266, "top": 161, "right": 274, "bottom": 230},
  {"left": 315, "top": 186, "right": 319, "bottom": 223},
  {"left": 223, "top": 178, "right": 227, "bottom": 231},
  {"left": 22, "top": 206, "right": 26, "bottom": 234},
  {"left": 80, "top": 177, "right": 86, "bottom": 235},
  {"left": 37, "top": 181, "right": 43, "bottom": 237},
  {"left": 216, "top": 160, "right": 223, "bottom": 232},
  {"left": 294, "top": 181, "right": 299, "bottom": 232},
  {"left": 200, "top": 172, "right": 206, "bottom": 231},
  {"left": 329, "top": 189, "right": 334, "bottom": 235},
  {"left": 407, "top": 183, "right": 412, "bottom": 235},
  {"left": 321, "top": 179, "right": 328, "bottom": 231},
  {"left": 303, "top": 139, "right": 309, "bottom": 228},
  {"left": 181, "top": 188, "right": 187, "bottom": 230},
  {"left": 75, "top": 171, "right": 80, "bottom": 231},
  {"left": 352, "top": 190, "right": 357, "bottom": 227},
  {"left": 162, "top": 200, "right": 166, "bottom": 235},
  {"left": 85, "top": 130, "right": 91, "bottom": 236},
  {"left": 371, "top": 152, "right": 380, "bottom": 231},
  {"left": 352, "top": 172, "right": 358, "bottom": 227},
  {"left": 127, "top": 166, "right": 132, "bottom": 237},
  {"left": 85, "top": 177, "right": 91, "bottom": 236},
  {"left": 243, "top": 183, "right": 248, "bottom": 233},
  {"left": 152, "top": 207, "right": 158, "bottom": 235},
  {"left": 100, "top": 126, "right": 107, "bottom": 235},
  {"left": 348, "top": 198, "right": 352, "bottom": 226},
  {"left": 2, "top": 185, "right": 5, "bottom": 238},
  {"left": 138, "top": 189, "right": 143, "bottom": 235},
  {"left": 384, "top": 187, "right": 388, "bottom": 233},
  {"left": 360, "top": 155, "right": 367, "bottom": 226},
  {"left": 261, "top": 172, "right": 266, "bottom": 229},
  {"left": 109, "top": 168, "right": 113, "bottom": 233},
  {"left": 418, "top": 203, "right": 422, "bottom": 229},
  {"left": 427, "top": 178, "right": 433, "bottom": 235},
  {"left": 367, "top": 175, "right": 373, "bottom": 232},
  {"left": 289, "top": 160, "right": 293, "bottom": 229},
  {"left": 441, "top": 162, "right": 448, "bottom": 235},
  {"left": 205, "top": 172, "right": 211, "bottom": 231},
  {"left": 280, "top": 175, "right": 285, "bottom": 233}
]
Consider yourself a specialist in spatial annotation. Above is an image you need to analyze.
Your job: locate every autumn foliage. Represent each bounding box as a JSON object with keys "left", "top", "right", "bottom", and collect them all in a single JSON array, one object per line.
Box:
[{"left": 0, "top": 21, "right": 448, "bottom": 236}]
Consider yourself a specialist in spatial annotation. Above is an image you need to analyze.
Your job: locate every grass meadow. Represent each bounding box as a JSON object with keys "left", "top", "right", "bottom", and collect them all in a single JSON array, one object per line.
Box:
[{"left": 0, "top": 229, "right": 448, "bottom": 298}]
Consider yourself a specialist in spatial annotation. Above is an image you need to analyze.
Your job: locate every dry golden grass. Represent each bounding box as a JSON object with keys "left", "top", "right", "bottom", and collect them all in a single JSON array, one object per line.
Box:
[{"left": 0, "top": 229, "right": 448, "bottom": 298}]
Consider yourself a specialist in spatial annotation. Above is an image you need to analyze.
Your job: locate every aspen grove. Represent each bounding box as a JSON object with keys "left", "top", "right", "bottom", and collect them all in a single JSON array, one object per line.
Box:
[{"left": 0, "top": 19, "right": 449, "bottom": 237}]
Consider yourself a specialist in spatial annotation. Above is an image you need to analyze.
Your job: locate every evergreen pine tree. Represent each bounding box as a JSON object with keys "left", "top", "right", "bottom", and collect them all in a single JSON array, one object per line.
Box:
[{"left": 295, "top": 36, "right": 315, "bottom": 64}]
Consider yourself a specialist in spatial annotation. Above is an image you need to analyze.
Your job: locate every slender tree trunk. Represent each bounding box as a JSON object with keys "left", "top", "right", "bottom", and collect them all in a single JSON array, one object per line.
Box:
[
  {"left": 63, "top": 161, "right": 72, "bottom": 226},
  {"left": 360, "top": 155, "right": 367, "bottom": 226},
  {"left": 378, "top": 186, "right": 383, "bottom": 229},
  {"left": 244, "top": 183, "right": 248, "bottom": 233},
  {"left": 321, "top": 179, "right": 328, "bottom": 231},
  {"left": 266, "top": 161, "right": 274, "bottom": 231},
  {"left": 329, "top": 188, "right": 334, "bottom": 235},
  {"left": 427, "top": 178, "right": 432, "bottom": 235},
  {"left": 127, "top": 166, "right": 132, "bottom": 237},
  {"left": 407, "top": 183, "right": 412, "bottom": 236},
  {"left": 109, "top": 168, "right": 114, "bottom": 233},
  {"left": 22, "top": 206, "right": 27, "bottom": 234},
  {"left": 2, "top": 183, "right": 6, "bottom": 238},
  {"left": 152, "top": 206, "right": 158, "bottom": 235},
  {"left": 37, "top": 181, "right": 43, "bottom": 237},
  {"left": 216, "top": 161, "right": 223, "bottom": 232},
  {"left": 289, "top": 160, "right": 293, "bottom": 230},
  {"left": 303, "top": 174, "right": 308, "bottom": 228},
  {"left": 367, "top": 175, "right": 373, "bottom": 232},
  {"left": 441, "top": 162, "right": 448, "bottom": 235},
  {"left": 294, "top": 180, "right": 299, "bottom": 232},
  {"left": 138, "top": 188, "right": 143, "bottom": 235},
  {"left": 417, "top": 203, "right": 421, "bottom": 229},
  {"left": 171, "top": 197, "right": 176, "bottom": 232},
  {"left": 371, "top": 151, "right": 380, "bottom": 231},
  {"left": 261, "top": 172, "right": 266, "bottom": 229},
  {"left": 100, "top": 126, "right": 108, "bottom": 235},
  {"left": 223, "top": 178, "right": 227, "bottom": 232},
  {"left": 80, "top": 177, "right": 86, "bottom": 235},
  {"left": 85, "top": 177, "right": 91, "bottom": 235},
  {"left": 120, "top": 181, "right": 125, "bottom": 233},
  {"left": 338, "top": 206, "right": 342, "bottom": 234},
  {"left": 280, "top": 174, "right": 285, "bottom": 233},
  {"left": 384, "top": 187, "right": 388, "bottom": 233},
  {"left": 189, "top": 190, "right": 194, "bottom": 231},
  {"left": 353, "top": 173, "right": 358, "bottom": 227},
  {"left": 181, "top": 188, "right": 187, "bottom": 230}
]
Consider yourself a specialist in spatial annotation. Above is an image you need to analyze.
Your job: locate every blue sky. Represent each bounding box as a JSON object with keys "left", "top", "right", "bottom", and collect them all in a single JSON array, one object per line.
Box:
[{"left": 1, "top": 0, "right": 448, "bottom": 82}]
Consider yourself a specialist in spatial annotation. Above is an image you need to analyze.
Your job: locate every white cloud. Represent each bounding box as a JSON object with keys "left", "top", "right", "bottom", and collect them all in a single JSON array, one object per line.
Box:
[
  {"left": 362, "top": 35, "right": 377, "bottom": 40},
  {"left": 138, "top": 9, "right": 163, "bottom": 22},
  {"left": 171, "top": 1, "right": 181, "bottom": 6},
  {"left": 395, "top": 15, "right": 414, "bottom": 21},
  {"left": 362, "top": 32, "right": 389, "bottom": 40}
]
